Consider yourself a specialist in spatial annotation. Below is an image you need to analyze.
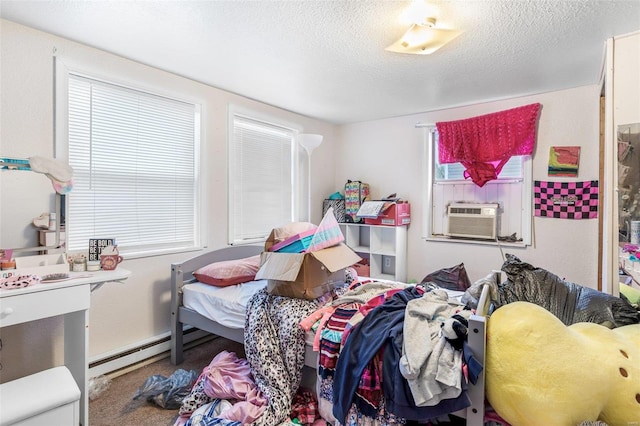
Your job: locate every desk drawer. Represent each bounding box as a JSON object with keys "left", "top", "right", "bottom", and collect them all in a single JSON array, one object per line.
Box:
[{"left": 0, "top": 285, "right": 89, "bottom": 327}]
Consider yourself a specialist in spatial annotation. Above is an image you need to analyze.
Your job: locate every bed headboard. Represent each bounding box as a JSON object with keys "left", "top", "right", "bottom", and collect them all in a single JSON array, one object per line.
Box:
[
  {"left": 171, "top": 245, "right": 263, "bottom": 301},
  {"left": 476, "top": 275, "right": 494, "bottom": 317}
]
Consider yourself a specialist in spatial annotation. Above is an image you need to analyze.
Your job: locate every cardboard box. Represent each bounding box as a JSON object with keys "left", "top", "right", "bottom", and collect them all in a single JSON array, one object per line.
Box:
[
  {"left": 353, "top": 262, "right": 370, "bottom": 277},
  {"left": 256, "top": 243, "right": 361, "bottom": 299},
  {"left": 364, "top": 202, "right": 411, "bottom": 226}
]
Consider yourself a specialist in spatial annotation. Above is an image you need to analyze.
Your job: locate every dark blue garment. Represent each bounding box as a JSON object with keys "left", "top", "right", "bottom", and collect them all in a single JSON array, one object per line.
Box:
[
  {"left": 332, "top": 287, "right": 471, "bottom": 423},
  {"left": 463, "top": 340, "right": 483, "bottom": 385},
  {"left": 332, "top": 288, "right": 419, "bottom": 422}
]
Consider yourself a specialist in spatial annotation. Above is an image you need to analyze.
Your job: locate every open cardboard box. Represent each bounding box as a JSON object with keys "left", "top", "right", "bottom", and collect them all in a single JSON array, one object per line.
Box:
[
  {"left": 256, "top": 243, "right": 361, "bottom": 300},
  {"left": 360, "top": 201, "right": 411, "bottom": 226}
]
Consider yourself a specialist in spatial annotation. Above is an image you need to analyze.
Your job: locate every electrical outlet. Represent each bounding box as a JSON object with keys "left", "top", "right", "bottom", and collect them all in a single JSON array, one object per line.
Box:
[{"left": 384, "top": 257, "right": 391, "bottom": 268}]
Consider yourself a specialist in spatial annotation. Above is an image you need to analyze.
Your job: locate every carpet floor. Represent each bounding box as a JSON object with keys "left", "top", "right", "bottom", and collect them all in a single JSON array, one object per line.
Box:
[{"left": 89, "top": 336, "right": 245, "bottom": 426}]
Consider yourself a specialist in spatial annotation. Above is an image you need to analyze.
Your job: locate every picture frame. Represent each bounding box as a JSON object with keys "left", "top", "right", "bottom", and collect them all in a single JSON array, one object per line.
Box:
[{"left": 89, "top": 238, "right": 116, "bottom": 261}]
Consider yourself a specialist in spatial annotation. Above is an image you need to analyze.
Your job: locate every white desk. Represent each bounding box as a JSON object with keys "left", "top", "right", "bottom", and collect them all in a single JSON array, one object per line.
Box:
[{"left": 0, "top": 269, "right": 130, "bottom": 426}]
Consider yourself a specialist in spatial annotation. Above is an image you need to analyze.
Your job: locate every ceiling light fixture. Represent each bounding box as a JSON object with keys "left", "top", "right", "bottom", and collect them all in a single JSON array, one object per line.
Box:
[{"left": 385, "top": 17, "right": 461, "bottom": 55}]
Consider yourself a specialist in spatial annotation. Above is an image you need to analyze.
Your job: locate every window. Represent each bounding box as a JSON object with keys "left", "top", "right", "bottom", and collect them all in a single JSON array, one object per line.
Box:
[
  {"left": 435, "top": 149, "right": 523, "bottom": 181},
  {"left": 65, "top": 74, "right": 201, "bottom": 256},
  {"left": 228, "top": 108, "right": 300, "bottom": 245},
  {"left": 424, "top": 127, "right": 532, "bottom": 245}
]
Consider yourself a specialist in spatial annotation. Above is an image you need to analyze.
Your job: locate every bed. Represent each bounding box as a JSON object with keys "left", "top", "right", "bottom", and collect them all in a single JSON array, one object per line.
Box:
[
  {"left": 170, "top": 245, "right": 320, "bottom": 368},
  {"left": 170, "top": 244, "right": 492, "bottom": 426}
]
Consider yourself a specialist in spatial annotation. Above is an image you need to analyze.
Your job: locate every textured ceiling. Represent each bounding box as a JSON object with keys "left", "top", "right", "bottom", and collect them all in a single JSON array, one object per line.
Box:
[{"left": 1, "top": 0, "right": 639, "bottom": 124}]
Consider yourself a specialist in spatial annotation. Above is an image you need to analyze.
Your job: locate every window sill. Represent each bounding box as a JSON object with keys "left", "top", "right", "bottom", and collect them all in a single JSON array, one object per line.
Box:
[{"left": 424, "top": 235, "right": 528, "bottom": 248}]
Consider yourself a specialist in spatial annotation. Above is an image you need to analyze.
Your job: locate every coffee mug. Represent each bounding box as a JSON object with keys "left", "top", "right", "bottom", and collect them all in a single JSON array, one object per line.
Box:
[{"left": 100, "top": 254, "right": 123, "bottom": 271}]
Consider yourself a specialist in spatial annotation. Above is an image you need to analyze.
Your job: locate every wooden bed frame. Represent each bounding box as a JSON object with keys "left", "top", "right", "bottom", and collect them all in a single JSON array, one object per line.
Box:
[{"left": 169, "top": 245, "right": 491, "bottom": 425}]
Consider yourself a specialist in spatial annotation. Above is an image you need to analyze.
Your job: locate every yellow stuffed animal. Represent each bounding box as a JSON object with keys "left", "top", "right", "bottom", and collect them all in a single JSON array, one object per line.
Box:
[{"left": 486, "top": 301, "right": 640, "bottom": 426}]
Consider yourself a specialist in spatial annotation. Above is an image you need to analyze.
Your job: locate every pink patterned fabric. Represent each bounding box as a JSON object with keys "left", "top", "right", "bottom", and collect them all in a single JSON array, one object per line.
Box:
[
  {"left": 175, "top": 350, "right": 267, "bottom": 426},
  {"left": 202, "top": 351, "right": 267, "bottom": 423},
  {"left": 306, "top": 207, "right": 344, "bottom": 252},
  {"left": 436, "top": 103, "right": 541, "bottom": 187},
  {"left": 0, "top": 274, "right": 39, "bottom": 289}
]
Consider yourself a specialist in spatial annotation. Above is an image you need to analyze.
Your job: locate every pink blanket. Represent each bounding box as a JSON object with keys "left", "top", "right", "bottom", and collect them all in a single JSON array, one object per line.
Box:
[{"left": 175, "top": 351, "right": 267, "bottom": 425}]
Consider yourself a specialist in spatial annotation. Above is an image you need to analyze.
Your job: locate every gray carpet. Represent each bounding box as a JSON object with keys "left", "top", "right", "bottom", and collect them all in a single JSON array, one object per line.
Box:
[{"left": 89, "top": 337, "right": 245, "bottom": 426}]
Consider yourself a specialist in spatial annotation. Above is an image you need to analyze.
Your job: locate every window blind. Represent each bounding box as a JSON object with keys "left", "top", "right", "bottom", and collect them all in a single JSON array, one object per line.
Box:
[
  {"left": 229, "top": 114, "right": 295, "bottom": 244},
  {"left": 434, "top": 133, "right": 523, "bottom": 181},
  {"left": 67, "top": 75, "right": 199, "bottom": 255}
]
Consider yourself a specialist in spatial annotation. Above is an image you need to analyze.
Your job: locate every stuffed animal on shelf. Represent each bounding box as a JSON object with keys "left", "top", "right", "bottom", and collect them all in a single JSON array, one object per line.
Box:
[{"left": 486, "top": 301, "right": 640, "bottom": 426}]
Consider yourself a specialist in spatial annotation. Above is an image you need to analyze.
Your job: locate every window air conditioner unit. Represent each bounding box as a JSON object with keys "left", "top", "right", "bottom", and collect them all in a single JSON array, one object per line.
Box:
[{"left": 446, "top": 203, "right": 499, "bottom": 240}]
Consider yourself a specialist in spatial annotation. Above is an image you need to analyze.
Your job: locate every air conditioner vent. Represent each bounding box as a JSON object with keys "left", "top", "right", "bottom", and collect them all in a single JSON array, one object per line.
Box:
[
  {"left": 446, "top": 203, "right": 498, "bottom": 240},
  {"left": 449, "top": 207, "right": 483, "bottom": 215}
]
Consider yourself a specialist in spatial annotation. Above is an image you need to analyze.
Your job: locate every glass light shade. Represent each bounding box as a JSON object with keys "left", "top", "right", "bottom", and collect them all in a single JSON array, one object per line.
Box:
[
  {"left": 299, "top": 134, "right": 323, "bottom": 156},
  {"left": 386, "top": 23, "right": 461, "bottom": 55}
]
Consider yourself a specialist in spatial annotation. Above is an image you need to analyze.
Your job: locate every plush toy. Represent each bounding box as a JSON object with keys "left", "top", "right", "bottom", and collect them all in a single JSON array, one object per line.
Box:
[
  {"left": 440, "top": 309, "right": 473, "bottom": 350},
  {"left": 486, "top": 301, "right": 640, "bottom": 426}
]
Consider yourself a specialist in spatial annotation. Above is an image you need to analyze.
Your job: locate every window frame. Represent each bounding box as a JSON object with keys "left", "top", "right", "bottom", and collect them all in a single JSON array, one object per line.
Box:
[
  {"left": 55, "top": 56, "right": 205, "bottom": 258},
  {"left": 227, "top": 104, "right": 303, "bottom": 246},
  {"left": 422, "top": 126, "right": 533, "bottom": 246}
]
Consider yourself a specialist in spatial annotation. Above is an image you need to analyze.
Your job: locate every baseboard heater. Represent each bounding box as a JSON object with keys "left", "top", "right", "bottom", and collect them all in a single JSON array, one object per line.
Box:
[{"left": 88, "top": 327, "right": 210, "bottom": 378}]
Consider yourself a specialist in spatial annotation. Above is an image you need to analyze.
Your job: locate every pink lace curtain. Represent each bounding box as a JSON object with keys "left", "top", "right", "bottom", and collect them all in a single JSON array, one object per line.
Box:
[{"left": 436, "top": 103, "right": 541, "bottom": 187}]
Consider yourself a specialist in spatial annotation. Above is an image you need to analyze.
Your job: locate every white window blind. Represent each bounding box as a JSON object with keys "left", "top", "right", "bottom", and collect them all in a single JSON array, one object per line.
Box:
[
  {"left": 434, "top": 134, "right": 523, "bottom": 181},
  {"left": 67, "top": 74, "right": 200, "bottom": 255},
  {"left": 229, "top": 113, "right": 296, "bottom": 244}
]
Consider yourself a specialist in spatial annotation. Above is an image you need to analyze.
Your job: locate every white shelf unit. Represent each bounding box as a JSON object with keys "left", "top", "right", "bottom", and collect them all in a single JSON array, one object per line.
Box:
[{"left": 340, "top": 223, "right": 407, "bottom": 282}]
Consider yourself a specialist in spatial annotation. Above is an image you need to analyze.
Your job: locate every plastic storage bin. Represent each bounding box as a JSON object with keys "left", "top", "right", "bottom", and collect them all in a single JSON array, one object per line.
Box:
[{"left": 0, "top": 366, "right": 80, "bottom": 426}]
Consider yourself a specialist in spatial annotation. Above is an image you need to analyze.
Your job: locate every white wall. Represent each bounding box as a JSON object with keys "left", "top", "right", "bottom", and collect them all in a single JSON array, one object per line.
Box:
[
  {"left": 0, "top": 20, "right": 337, "bottom": 382},
  {"left": 335, "top": 86, "right": 602, "bottom": 286}
]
